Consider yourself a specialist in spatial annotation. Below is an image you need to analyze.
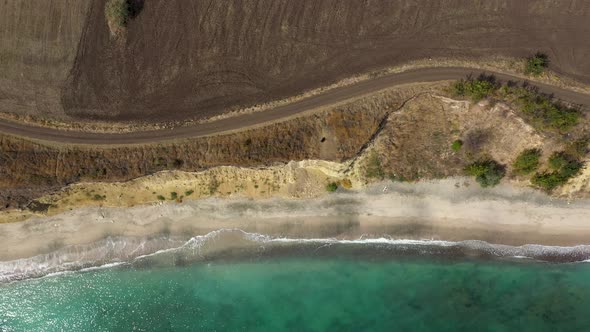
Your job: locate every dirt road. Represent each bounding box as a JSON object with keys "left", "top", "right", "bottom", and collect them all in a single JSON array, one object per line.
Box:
[{"left": 1, "top": 67, "right": 589, "bottom": 145}]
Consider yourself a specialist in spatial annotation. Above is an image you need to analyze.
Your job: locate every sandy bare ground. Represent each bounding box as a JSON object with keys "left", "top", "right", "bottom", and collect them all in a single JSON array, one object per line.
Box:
[{"left": 1, "top": 178, "right": 590, "bottom": 262}]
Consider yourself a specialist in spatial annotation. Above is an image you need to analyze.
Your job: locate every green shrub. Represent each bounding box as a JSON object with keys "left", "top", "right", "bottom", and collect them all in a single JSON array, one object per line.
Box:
[
  {"left": 170, "top": 192, "right": 178, "bottom": 200},
  {"left": 326, "top": 182, "right": 338, "bottom": 192},
  {"left": 453, "top": 74, "right": 579, "bottom": 134},
  {"left": 565, "top": 138, "right": 590, "bottom": 159},
  {"left": 518, "top": 91, "right": 580, "bottom": 133},
  {"left": 560, "top": 158, "right": 583, "bottom": 178},
  {"left": 465, "top": 160, "right": 506, "bottom": 188},
  {"left": 525, "top": 52, "right": 549, "bottom": 76},
  {"left": 512, "top": 149, "right": 541, "bottom": 175},
  {"left": 157, "top": 195, "right": 166, "bottom": 201},
  {"left": 208, "top": 178, "right": 220, "bottom": 195},
  {"left": 105, "top": 0, "right": 130, "bottom": 28},
  {"left": 451, "top": 140, "right": 463, "bottom": 152},
  {"left": 466, "top": 79, "right": 497, "bottom": 101},
  {"left": 451, "top": 80, "right": 466, "bottom": 96},
  {"left": 532, "top": 152, "right": 583, "bottom": 191},
  {"left": 92, "top": 194, "right": 106, "bottom": 201},
  {"left": 548, "top": 152, "right": 568, "bottom": 170},
  {"left": 531, "top": 172, "right": 566, "bottom": 191},
  {"left": 185, "top": 190, "right": 194, "bottom": 196},
  {"left": 451, "top": 75, "right": 499, "bottom": 101}
]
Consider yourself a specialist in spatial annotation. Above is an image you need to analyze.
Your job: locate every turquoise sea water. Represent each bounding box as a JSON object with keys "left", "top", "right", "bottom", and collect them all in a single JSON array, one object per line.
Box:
[{"left": 2, "top": 243, "right": 590, "bottom": 332}]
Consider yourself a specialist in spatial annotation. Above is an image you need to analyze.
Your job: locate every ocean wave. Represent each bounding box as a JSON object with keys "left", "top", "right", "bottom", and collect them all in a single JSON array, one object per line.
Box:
[
  {"left": 0, "top": 236, "right": 186, "bottom": 283},
  {"left": 2, "top": 229, "right": 590, "bottom": 282}
]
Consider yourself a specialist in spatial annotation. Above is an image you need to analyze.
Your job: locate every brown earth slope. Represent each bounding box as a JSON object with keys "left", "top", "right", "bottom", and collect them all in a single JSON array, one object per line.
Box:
[
  {"left": 2, "top": 0, "right": 590, "bottom": 123},
  {"left": 1, "top": 84, "right": 430, "bottom": 209}
]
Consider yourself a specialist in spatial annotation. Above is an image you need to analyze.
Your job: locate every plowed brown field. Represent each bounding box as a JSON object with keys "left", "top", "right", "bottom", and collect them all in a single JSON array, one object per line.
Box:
[{"left": 2, "top": 0, "right": 590, "bottom": 122}]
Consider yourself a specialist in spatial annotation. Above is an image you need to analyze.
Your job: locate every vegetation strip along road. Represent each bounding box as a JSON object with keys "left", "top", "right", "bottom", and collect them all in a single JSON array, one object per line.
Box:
[{"left": 1, "top": 67, "right": 589, "bottom": 145}]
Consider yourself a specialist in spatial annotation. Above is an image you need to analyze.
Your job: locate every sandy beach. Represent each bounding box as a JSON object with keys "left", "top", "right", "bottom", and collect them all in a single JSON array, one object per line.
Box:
[{"left": 2, "top": 178, "right": 590, "bottom": 263}]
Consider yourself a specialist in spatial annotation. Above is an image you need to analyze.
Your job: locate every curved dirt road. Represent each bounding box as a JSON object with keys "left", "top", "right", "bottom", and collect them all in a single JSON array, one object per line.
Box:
[{"left": 1, "top": 67, "right": 589, "bottom": 145}]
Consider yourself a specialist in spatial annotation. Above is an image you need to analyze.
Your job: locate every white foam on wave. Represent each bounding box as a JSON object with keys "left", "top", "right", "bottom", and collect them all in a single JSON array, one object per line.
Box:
[
  {"left": 134, "top": 230, "right": 230, "bottom": 260},
  {"left": 266, "top": 236, "right": 457, "bottom": 246},
  {"left": 78, "top": 262, "right": 128, "bottom": 272},
  {"left": 3, "top": 228, "right": 590, "bottom": 282},
  {"left": 0, "top": 236, "right": 186, "bottom": 283},
  {"left": 170, "top": 229, "right": 590, "bottom": 263}
]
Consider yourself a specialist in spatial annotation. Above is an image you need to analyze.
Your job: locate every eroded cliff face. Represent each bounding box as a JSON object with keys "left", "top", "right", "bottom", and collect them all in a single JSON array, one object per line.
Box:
[
  {"left": 5, "top": 88, "right": 589, "bottom": 223},
  {"left": 4, "top": 79, "right": 589, "bottom": 219},
  {"left": 1, "top": 84, "right": 433, "bottom": 210}
]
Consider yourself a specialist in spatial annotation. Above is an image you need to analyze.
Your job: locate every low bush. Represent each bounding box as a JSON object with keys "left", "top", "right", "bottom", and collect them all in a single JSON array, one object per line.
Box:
[
  {"left": 451, "top": 74, "right": 500, "bottom": 101},
  {"left": 531, "top": 172, "right": 565, "bottom": 191},
  {"left": 208, "top": 178, "right": 220, "bottom": 195},
  {"left": 185, "top": 190, "right": 194, "bottom": 196},
  {"left": 531, "top": 152, "right": 583, "bottom": 191},
  {"left": 452, "top": 73, "right": 580, "bottom": 134},
  {"left": 326, "top": 182, "right": 338, "bottom": 192},
  {"left": 512, "top": 149, "right": 541, "bottom": 175},
  {"left": 548, "top": 152, "right": 568, "bottom": 170},
  {"left": 465, "top": 159, "right": 506, "bottom": 188},
  {"left": 157, "top": 195, "right": 166, "bottom": 201},
  {"left": 451, "top": 140, "right": 463, "bottom": 152},
  {"left": 92, "top": 194, "right": 106, "bottom": 201},
  {"left": 518, "top": 92, "right": 580, "bottom": 133},
  {"left": 559, "top": 158, "right": 584, "bottom": 179},
  {"left": 525, "top": 52, "right": 549, "bottom": 76},
  {"left": 105, "top": 0, "right": 130, "bottom": 28},
  {"left": 565, "top": 138, "right": 590, "bottom": 159}
]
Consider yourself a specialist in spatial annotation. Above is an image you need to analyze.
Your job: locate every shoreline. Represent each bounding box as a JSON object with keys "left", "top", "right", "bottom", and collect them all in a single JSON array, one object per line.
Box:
[{"left": 2, "top": 179, "right": 590, "bottom": 263}]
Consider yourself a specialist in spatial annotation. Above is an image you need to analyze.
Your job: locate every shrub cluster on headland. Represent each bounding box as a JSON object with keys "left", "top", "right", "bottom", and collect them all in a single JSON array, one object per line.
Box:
[{"left": 450, "top": 65, "right": 586, "bottom": 191}]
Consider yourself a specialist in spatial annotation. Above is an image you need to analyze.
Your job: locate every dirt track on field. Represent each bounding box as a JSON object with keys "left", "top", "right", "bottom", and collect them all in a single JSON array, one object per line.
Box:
[
  {"left": 2, "top": 0, "right": 590, "bottom": 123},
  {"left": 2, "top": 67, "right": 590, "bottom": 145}
]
